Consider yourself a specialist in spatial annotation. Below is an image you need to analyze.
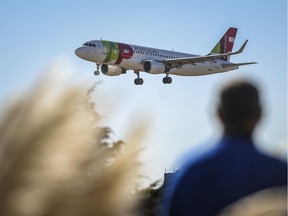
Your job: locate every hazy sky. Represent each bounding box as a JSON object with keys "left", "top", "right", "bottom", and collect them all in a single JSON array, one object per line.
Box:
[{"left": 1, "top": 0, "right": 287, "bottom": 182}]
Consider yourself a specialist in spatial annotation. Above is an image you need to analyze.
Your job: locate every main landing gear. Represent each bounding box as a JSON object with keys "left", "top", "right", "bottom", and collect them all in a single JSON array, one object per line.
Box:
[
  {"left": 134, "top": 71, "right": 173, "bottom": 85},
  {"left": 134, "top": 71, "right": 144, "bottom": 85},
  {"left": 94, "top": 63, "right": 100, "bottom": 76},
  {"left": 163, "top": 74, "right": 172, "bottom": 84}
]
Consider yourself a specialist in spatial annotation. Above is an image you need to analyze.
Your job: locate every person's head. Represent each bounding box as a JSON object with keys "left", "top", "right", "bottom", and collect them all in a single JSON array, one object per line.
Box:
[{"left": 217, "top": 80, "right": 262, "bottom": 137}]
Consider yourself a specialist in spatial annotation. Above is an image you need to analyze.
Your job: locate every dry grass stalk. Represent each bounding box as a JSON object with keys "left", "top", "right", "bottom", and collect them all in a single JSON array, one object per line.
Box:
[{"left": 0, "top": 69, "right": 142, "bottom": 216}]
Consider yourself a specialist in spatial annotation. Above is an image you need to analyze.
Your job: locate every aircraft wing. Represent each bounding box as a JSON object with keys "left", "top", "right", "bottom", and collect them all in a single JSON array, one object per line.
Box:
[{"left": 162, "top": 40, "right": 249, "bottom": 68}]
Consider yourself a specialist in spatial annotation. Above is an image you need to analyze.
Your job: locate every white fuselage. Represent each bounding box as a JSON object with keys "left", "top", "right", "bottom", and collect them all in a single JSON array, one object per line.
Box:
[{"left": 75, "top": 40, "right": 239, "bottom": 76}]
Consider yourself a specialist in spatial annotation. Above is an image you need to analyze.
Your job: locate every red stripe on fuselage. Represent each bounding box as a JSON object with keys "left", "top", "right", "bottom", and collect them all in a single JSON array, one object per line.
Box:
[{"left": 115, "top": 43, "right": 134, "bottom": 65}]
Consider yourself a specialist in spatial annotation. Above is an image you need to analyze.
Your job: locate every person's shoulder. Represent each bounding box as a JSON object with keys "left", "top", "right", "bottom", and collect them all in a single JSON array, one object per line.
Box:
[
  {"left": 252, "top": 146, "right": 287, "bottom": 181},
  {"left": 257, "top": 149, "right": 287, "bottom": 168},
  {"left": 178, "top": 141, "right": 226, "bottom": 177},
  {"left": 166, "top": 139, "right": 221, "bottom": 186},
  {"left": 186, "top": 143, "right": 218, "bottom": 163}
]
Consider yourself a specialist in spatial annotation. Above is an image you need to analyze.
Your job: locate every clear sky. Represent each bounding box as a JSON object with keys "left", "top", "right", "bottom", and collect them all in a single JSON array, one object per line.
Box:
[{"left": 1, "top": 0, "right": 287, "bottom": 183}]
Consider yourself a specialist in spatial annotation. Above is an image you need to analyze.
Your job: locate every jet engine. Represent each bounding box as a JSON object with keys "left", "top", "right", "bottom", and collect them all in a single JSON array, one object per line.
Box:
[
  {"left": 101, "top": 64, "right": 126, "bottom": 76},
  {"left": 143, "top": 60, "right": 169, "bottom": 74}
]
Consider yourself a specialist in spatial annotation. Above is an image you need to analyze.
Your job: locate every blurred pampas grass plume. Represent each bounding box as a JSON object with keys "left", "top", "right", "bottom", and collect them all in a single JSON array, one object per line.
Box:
[{"left": 0, "top": 64, "right": 141, "bottom": 216}]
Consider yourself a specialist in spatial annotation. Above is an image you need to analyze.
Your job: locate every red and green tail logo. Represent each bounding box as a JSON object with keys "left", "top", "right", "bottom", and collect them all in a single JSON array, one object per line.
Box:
[{"left": 210, "top": 27, "right": 238, "bottom": 61}]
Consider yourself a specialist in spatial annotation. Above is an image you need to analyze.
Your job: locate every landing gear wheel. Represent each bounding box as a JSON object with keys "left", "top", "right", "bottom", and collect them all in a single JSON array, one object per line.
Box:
[
  {"left": 94, "top": 70, "right": 100, "bottom": 76},
  {"left": 134, "top": 78, "right": 144, "bottom": 85},
  {"left": 167, "top": 77, "right": 172, "bottom": 84},
  {"left": 163, "top": 76, "right": 172, "bottom": 84},
  {"left": 134, "top": 71, "right": 144, "bottom": 85}
]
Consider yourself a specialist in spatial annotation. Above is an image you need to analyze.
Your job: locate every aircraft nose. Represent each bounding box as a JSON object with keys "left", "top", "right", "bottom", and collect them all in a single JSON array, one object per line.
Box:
[{"left": 75, "top": 47, "right": 85, "bottom": 59}]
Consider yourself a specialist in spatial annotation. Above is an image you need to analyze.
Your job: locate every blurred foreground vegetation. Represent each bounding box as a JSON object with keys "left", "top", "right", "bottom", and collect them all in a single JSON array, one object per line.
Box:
[{"left": 0, "top": 71, "right": 163, "bottom": 216}]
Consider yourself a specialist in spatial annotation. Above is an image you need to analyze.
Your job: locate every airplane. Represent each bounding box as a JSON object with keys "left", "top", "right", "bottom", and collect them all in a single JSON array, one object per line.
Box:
[{"left": 75, "top": 27, "right": 256, "bottom": 85}]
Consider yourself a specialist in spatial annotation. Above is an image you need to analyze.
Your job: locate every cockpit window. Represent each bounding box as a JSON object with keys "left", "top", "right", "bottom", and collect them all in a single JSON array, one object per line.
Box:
[{"left": 83, "top": 43, "right": 96, "bottom": 47}]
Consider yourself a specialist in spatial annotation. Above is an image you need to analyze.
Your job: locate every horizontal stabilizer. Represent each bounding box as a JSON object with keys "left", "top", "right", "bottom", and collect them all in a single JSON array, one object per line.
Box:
[{"left": 221, "top": 62, "right": 257, "bottom": 68}]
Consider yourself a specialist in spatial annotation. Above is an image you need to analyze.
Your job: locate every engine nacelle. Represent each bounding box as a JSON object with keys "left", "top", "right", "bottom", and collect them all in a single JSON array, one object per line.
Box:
[
  {"left": 143, "top": 60, "right": 169, "bottom": 74},
  {"left": 101, "top": 64, "right": 126, "bottom": 76}
]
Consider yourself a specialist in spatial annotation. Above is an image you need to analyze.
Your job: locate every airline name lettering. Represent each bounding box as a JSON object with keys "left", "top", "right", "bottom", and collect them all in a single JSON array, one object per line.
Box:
[{"left": 134, "top": 47, "right": 159, "bottom": 55}]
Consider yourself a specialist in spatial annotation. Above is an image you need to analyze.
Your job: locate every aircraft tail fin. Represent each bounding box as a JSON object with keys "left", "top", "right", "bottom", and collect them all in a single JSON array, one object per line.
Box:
[{"left": 210, "top": 27, "right": 238, "bottom": 61}]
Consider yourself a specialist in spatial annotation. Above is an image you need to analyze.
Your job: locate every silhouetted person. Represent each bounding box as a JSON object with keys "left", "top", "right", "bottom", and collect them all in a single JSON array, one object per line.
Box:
[{"left": 163, "top": 80, "right": 287, "bottom": 216}]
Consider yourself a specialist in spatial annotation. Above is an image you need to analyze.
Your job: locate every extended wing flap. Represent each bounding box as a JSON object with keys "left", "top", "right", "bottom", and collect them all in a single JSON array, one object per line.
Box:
[{"left": 221, "top": 62, "right": 257, "bottom": 68}]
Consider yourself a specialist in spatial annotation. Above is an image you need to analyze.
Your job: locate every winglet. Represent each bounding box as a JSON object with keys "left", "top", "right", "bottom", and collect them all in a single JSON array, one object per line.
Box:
[
  {"left": 213, "top": 39, "right": 249, "bottom": 59},
  {"left": 235, "top": 39, "right": 248, "bottom": 54},
  {"left": 205, "top": 40, "right": 250, "bottom": 60}
]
